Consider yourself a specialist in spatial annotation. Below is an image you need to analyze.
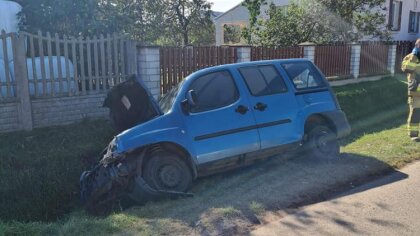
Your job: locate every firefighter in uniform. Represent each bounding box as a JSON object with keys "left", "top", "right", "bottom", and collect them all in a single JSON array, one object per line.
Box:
[{"left": 401, "top": 39, "right": 420, "bottom": 142}]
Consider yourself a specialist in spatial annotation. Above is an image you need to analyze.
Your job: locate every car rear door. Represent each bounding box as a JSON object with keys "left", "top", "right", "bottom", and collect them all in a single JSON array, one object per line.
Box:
[
  {"left": 182, "top": 70, "right": 260, "bottom": 165},
  {"left": 237, "top": 64, "right": 301, "bottom": 150}
]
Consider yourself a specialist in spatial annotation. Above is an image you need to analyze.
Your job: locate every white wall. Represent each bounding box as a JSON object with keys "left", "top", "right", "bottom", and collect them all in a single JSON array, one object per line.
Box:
[
  {"left": 214, "top": 0, "right": 289, "bottom": 45},
  {"left": 0, "top": 0, "right": 22, "bottom": 62},
  {"left": 385, "top": 0, "right": 420, "bottom": 41}
]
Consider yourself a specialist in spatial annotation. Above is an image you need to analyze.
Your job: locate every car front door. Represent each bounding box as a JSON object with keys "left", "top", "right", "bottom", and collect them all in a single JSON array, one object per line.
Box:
[
  {"left": 182, "top": 70, "right": 260, "bottom": 165},
  {"left": 237, "top": 64, "right": 300, "bottom": 150}
]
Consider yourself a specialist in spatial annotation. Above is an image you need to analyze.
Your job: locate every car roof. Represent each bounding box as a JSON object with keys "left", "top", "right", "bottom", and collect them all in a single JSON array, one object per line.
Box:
[{"left": 184, "top": 58, "right": 312, "bottom": 81}]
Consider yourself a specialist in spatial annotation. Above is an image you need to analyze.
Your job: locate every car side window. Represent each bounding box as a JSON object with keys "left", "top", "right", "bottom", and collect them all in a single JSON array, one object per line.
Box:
[
  {"left": 281, "top": 62, "right": 325, "bottom": 90},
  {"left": 239, "top": 65, "right": 288, "bottom": 96},
  {"left": 188, "top": 71, "right": 239, "bottom": 113}
]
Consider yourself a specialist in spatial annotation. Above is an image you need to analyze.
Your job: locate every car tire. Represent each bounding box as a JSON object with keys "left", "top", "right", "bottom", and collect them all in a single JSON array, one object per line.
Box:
[
  {"left": 305, "top": 125, "right": 340, "bottom": 161},
  {"left": 143, "top": 150, "right": 192, "bottom": 193}
]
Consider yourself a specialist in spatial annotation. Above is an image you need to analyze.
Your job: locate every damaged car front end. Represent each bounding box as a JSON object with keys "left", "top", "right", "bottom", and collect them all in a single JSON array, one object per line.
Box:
[{"left": 80, "top": 76, "right": 192, "bottom": 215}]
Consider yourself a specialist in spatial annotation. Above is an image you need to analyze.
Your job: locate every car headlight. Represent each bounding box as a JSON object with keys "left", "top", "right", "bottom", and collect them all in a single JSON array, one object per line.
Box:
[{"left": 109, "top": 138, "right": 118, "bottom": 153}]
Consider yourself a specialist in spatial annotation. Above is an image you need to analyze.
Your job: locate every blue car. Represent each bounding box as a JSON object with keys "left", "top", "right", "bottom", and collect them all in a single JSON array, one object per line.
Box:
[{"left": 80, "top": 59, "right": 351, "bottom": 214}]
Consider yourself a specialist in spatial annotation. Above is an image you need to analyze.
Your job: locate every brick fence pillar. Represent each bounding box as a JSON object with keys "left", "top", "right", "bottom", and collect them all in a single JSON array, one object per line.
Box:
[
  {"left": 387, "top": 43, "right": 397, "bottom": 75},
  {"left": 236, "top": 46, "right": 252, "bottom": 63},
  {"left": 350, "top": 43, "right": 361, "bottom": 79},
  {"left": 299, "top": 42, "right": 316, "bottom": 63},
  {"left": 137, "top": 46, "right": 161, "bottom": 99}
]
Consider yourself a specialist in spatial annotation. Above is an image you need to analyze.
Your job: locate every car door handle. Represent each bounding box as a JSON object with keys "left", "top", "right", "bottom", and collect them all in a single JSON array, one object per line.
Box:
[
  {"left": 254, "top": 102, "right": 267, "bottom": 111},
  {"left": 235, "top": 105, "right": 249, "bottom": 115}
]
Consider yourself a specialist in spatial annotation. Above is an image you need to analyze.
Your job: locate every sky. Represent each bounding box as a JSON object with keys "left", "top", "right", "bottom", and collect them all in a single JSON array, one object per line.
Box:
[{"left": 209, "top": 0, "right": 243, "bottom": 12}]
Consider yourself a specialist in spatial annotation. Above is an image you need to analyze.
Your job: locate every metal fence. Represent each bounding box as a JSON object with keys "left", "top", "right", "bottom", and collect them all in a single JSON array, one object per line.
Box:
[
  {"left": 314, "top": 45, "right": 352, "bottom": 77},
  {"left": 251, "top": 46, "right": 304, "bottom": 61},
  {"left": 160, "top": 46, "right": 237, "bottom": 93},
  {"left": 359, "top": 42, "right": 389, "bottom": 76}
]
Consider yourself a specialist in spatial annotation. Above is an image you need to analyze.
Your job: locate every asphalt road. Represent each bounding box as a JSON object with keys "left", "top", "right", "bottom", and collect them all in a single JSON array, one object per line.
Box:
[{"left": 251, "top": 161, "right": 420, "bottom": 236}]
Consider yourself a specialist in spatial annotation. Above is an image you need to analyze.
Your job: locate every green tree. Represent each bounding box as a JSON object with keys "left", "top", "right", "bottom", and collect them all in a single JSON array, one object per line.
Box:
[
  {"left": 253, "top": 0, "right": 390, "bottom": 46},
  {"left": 223, "top": 25, "right": 242, "bottom": 44},
  {"left": 16, "top": 0, "right": 215, "bottom": 45},
  {"left": 241, "top": 0, "right": 267, "bottom": 44},
  {"left": 165, "top": 0, "right": 213, "bottom": 46},
  {"left": 16, "top": 0, "right": 103, "bottom": 36},
  {"left": 97, "top": 0, "right": 167, "bottom": 42}
]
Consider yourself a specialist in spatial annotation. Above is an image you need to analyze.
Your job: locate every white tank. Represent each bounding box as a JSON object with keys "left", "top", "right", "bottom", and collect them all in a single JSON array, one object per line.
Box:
[
  {"left": 0, "top": 0, "right": 21, "bottom": 33},
  {"left": 0, "top": 0, "right": 22, "bottom": 62},
  {"left": 9, "top": 57, "right": 77, "bottom": 96}
]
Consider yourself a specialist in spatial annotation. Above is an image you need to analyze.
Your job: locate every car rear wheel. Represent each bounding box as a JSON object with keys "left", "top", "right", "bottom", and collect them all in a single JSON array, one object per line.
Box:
[
  {"left": 143, "top": 150, "right": 192, "bottom": 193},
  {"left": 305, "top": 125, "right": 340, "bottom": 161}
]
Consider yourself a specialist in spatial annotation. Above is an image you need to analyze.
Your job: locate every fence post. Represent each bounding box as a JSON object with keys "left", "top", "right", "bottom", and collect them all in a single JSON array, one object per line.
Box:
[
  {"left": 299, "top": 42, "right": 316, "bottom": 63},
  {"left": 350, "top": 42, "right": 361, "bottom": 79},
  {"left": 137, "top": 46, "right": 161, "bottom": 99},
  {"left": 387, "top": 43, "right": 397, "bottom": 75},
  {"left": 12, "top": 34, "right": 33, "bottom": 131},
  {"left": 236, "top": 46, "right": 252, "bottom": 63}
]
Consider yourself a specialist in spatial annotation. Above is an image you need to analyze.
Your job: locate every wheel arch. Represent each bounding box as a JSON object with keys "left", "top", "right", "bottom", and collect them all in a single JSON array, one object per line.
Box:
[{"left": 304, "top": 113, "right": 337, "bottom": 135}]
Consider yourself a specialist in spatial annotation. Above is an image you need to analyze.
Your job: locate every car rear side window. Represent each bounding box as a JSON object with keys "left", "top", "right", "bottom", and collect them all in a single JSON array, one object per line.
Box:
[
  {"left": 188, "top": 70, "right": 239, "bottom": 113},
  {"left": 239, "top": 65, "right": 288, "bottom": 96},
  {"left": 281, "top": 62, "right": 325, "bottom": 90}
]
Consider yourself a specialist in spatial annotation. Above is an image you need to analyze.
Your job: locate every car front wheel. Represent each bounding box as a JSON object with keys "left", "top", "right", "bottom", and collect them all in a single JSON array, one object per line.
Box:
[{"left": 143, "top": 150, "right": 192, "bottom": 193}]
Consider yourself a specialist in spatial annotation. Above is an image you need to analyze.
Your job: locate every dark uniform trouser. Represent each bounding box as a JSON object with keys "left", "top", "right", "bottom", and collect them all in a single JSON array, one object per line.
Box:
[{"left": 408, "top": 76, "right": 420, "bottom": 138}]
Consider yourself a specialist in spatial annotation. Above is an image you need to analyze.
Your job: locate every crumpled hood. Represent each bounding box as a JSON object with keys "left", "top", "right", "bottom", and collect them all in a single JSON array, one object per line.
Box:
[{"left": 103, "top": 75, "right": 162, "bottom": 132}]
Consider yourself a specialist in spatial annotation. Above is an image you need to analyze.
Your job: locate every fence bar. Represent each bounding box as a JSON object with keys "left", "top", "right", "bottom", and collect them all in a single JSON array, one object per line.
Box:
[
  {"left": 86, "top": 36, "right": 93, "bottom": 92},
  {"left": 38, "top": 31, "right": 47, "bottom": 96},
  {"left": 79, "top": 36, "right": 86, "bottom": 94},
  {"left": 28, "top": 33, "right": 38, "bottom": 97},
  {"left": 93, "top": 35, "right": 100, "bottom": 91},
  {"left": 100, "top": 34, "right": 106, "bottom": 90},
  {"left": 1, "top": 30, "right": 12, "bottom": 97},
  {"left": 63, "top": 36, "right": 71, "bottom": 96},
  {"left": 46, "top": 32, "right": 55, "bottom": 96},
  {"left": 55, "top": 33, "right": 63, "bottom": 94}
]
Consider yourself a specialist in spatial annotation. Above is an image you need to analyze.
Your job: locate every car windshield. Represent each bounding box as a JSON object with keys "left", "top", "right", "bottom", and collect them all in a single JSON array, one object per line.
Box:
[{"left": 158, "top": 81, "right": 183, "bottom": 113}]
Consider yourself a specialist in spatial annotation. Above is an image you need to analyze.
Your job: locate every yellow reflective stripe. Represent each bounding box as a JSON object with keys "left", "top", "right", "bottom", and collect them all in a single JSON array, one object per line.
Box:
[
  {"left": 407, "top": 125, "right": 419, "bottom": 130},
  {"left": 404, "top": 62, "right": 419, "bottom": 71}
]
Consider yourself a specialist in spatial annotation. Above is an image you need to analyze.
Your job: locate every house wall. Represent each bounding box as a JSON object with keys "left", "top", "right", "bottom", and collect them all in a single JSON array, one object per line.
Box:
[
  {"left": 386, "top": 0, "right": 420, "bottom": 41},
  {"left": 214, "top": 0, "right": 289, "bottom": 45}
]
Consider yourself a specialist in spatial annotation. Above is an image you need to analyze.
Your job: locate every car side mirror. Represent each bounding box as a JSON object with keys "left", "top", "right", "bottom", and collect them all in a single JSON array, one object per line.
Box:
[
  {"left": 187, "top": 90, "right": 197, "bottom": 106},
  {"left": 181, "top": 90, "right": 198, "bottom": 114}
]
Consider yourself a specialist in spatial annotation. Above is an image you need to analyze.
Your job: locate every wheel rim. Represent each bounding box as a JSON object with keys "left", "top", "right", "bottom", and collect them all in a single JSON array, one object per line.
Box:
[
  {"left": 158, "top": 165, "right": 181, "bottom": 188},
  {"left": 316, "top": 131, "right": 334, "bottom": 154}
]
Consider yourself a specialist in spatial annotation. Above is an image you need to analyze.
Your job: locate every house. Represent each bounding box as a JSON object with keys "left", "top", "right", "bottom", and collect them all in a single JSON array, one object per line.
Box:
[{"left": 214, "top": 0, "right": 420, "bottom": 45}]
